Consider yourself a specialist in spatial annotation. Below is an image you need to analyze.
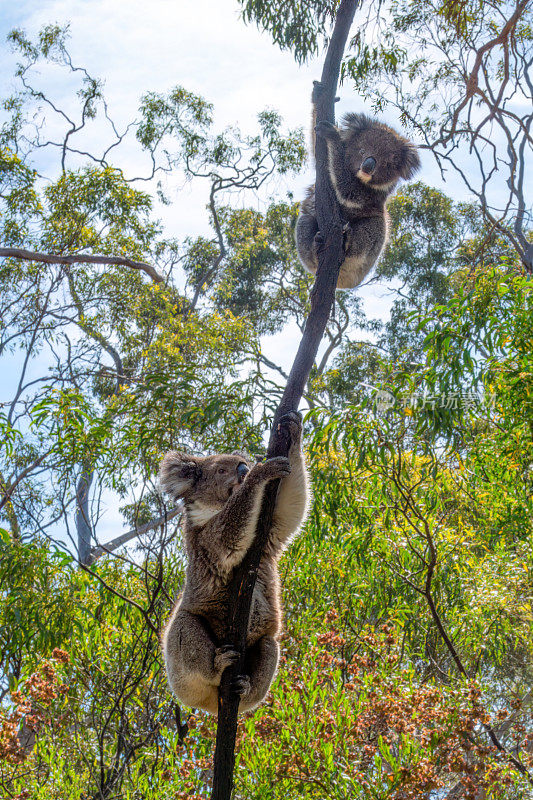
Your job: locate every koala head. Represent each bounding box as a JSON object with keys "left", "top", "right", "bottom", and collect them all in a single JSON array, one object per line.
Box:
[
  {"left": 341, "top": 113, "right": 421, "bottom": 192},
  {"left": 159, "top": 450, "right": 253, "bottom": 525}
]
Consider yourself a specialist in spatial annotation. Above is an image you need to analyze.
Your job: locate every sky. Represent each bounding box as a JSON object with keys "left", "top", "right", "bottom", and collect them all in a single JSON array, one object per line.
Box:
[{"left": 0, "top": 0, "right": 473, "bottom": 548}]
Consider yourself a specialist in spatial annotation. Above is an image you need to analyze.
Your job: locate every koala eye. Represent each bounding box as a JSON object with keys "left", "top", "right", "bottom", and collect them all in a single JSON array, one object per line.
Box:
[{"left": 218, "top": 468, "right": 227, "bottom": 475}]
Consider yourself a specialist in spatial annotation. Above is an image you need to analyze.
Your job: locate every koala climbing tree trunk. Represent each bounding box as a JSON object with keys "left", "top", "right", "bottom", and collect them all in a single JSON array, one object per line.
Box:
[{"left": 210, "top": 2, "right": 360, "bottom": 798}]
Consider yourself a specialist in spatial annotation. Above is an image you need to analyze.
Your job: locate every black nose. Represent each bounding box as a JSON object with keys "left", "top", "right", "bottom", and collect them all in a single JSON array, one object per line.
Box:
[
  {"left": 361, "top": 156, "right": 376, "bottom": 174},
  {"left": 237, "top": 462, "right": 249, "bottom": 483}
]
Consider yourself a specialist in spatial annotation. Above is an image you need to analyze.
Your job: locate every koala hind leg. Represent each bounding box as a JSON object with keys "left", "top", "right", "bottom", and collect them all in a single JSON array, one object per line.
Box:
[
  {"left": 296, "top": 207, "right": 319, "bottom": 275},
  {"left": 239, "top": 636, "right": 280, "bottom": 712},
  {"left": 163, "top": 609, "right": 231, "bottom": 714}
]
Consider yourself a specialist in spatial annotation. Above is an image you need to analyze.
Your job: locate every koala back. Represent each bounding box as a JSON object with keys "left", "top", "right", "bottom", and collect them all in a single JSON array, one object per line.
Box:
[{"left": 159, "top": 449, "right": 282, "bottom": 643}]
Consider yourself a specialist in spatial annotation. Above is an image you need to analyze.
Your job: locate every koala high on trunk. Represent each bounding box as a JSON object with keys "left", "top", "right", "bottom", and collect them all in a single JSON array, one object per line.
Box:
[
  {"left": 159, "top": 412, "right": 309, "bottom": 715},
  {"left": 296, "top": 83, "right": 421, "bottom": 289}
]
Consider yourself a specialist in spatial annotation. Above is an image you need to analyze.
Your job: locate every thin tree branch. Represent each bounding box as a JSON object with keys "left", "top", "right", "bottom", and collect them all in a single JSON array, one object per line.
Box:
[
  {"left": 391, "top": 475, "right": 533, "bottom": 783},
  {"left": 187, "top": 180, "right": 227, "bottom": 312},
  {"left": 90, "top": 506, "right": 182, "bottom": 562},
  {"left": 0, "top": 449, "right": 55, "bottom": 513}
]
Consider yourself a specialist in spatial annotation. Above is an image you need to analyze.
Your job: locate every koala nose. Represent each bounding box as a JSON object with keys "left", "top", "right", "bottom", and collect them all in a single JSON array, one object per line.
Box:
[
  {"left": 237, "top": 462, "right": 249, "bottom": 483},
  {"left": 361, "top": 156, "right": 376, "bottom": 175}
]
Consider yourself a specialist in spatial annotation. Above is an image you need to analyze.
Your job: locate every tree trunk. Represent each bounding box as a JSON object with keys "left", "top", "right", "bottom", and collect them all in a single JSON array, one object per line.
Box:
[
  {"left": 76, "top": 463, "right": 94, "bottom": 565},
  {"left": 210, "top": 2, "right": 360, "bottom": 797}
]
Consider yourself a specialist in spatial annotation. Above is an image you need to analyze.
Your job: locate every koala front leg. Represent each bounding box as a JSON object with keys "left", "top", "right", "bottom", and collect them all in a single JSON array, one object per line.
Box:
[
  {"left": 201, "top": 457, "right": 292, "bottom": 572},
  {"left": 315, "top": 119, "right": 343, "bottom": 174},
  {"left": 315, "top": 120, "right": 356, "bottom": 205},
  {"left": 270, "top": 412, "right": 310, "bottom": 553},
  {"left": 310, "top": 81, "right": 340, "bottom": 159}
]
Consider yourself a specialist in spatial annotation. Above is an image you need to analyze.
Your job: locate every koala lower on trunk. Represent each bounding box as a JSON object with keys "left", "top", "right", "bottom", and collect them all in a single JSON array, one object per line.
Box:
[{"left": 159, "top": 411, "right": 310, "bottom": 714}]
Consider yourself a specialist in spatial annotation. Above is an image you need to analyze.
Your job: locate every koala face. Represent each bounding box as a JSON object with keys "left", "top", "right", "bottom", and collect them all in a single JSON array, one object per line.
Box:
[
  {"left": 193, "top": 454, "right": 252, "bottom": 506},
  {"left": 341, "top": 113, "right": 421, "bottom": 192},
  {"left": 159, "top": 451, "right": 252, "bottom": 510}
]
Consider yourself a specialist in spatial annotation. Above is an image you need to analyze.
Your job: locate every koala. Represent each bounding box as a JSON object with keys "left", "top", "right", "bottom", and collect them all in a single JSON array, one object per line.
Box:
[
  {"left": 159, "top": 411, "right": 309, "bottom": 715},
  {"left": 296, "top": 85, "right": 421, "bottom": 289}
]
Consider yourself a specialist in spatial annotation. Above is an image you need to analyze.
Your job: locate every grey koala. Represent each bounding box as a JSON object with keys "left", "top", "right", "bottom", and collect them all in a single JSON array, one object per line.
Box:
[
  {"left": 296, "top": 86, "right": 421, "bottom": 289},
  {"left": 159, "top": 412, "right": 309, "bottom": 715}
]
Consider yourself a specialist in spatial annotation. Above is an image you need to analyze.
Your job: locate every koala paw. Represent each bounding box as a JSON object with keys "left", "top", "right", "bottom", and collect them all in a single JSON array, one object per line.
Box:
[
  {"left": 260, "top": 456, "right": 291, "bottom": 481},
  {"left": 314, "top": 230, "right": 325, "bottom": 251},
  {"left": 249, "top": 457, "right": 291, "bottom": 484},
  {"left": 231, "top": 674, "right": 251, "bottom": 699},
  {"left": 278, "top": 411, "right": 302, "bottom": 446},
  {"left": 311, "top": 80, "right": 324, "bottom": 104},
  {"left": 214, "top": 645, "right": 240, "bottom": 674},
  {"left": 312, "top": 82, "right": 339, "bottom": 104},
  {"left": 314, "top": 120, "right": 338, "bottom": 139}
]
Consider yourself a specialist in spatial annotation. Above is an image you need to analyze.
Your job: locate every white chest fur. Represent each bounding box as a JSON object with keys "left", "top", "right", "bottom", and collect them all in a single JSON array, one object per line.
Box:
[{"left": 187, "top": 501, "right": 219, "bottom": 527}]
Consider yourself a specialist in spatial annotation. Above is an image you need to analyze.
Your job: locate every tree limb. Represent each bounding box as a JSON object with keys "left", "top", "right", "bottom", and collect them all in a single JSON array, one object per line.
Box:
[
  {"left": 187, "top": 181, "right": 227, "bottom": 312},
  {"left": 76, "top": 464, "right": 94, "bottom": 566},
  {"left": 90, "top": 506, "right": 182, "bottom": 562},
  {"left": 0, "top": 247, "right": 166, "bottom": 284},
  {"left": 210, "top": 3, "right": 359, "bottom": 798}
]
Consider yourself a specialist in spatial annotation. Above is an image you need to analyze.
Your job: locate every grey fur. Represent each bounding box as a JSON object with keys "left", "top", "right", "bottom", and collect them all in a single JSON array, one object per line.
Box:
[
  {"left": 296, "top": 95, "right": 421, "bottom": 289},
  {"left": 159, "top": 412, "right": 310, "bottom": 714}
]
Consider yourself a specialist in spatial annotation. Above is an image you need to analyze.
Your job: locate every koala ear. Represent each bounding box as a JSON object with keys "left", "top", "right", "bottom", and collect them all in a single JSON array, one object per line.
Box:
[
  {"left": 400, "top": 143, "right": 421, "bottom": 179},
  {"left": 159, "top": 451, "right": 201, "bottom": 500},
  {"left": 341, "top": 112, "right": 373, "bottom": 138}
]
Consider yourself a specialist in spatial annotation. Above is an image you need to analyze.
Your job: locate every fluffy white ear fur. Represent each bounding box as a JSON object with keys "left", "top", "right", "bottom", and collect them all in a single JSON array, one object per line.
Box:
[{"left": 159, "top": 451, "right": 200, "bottom": 499}]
